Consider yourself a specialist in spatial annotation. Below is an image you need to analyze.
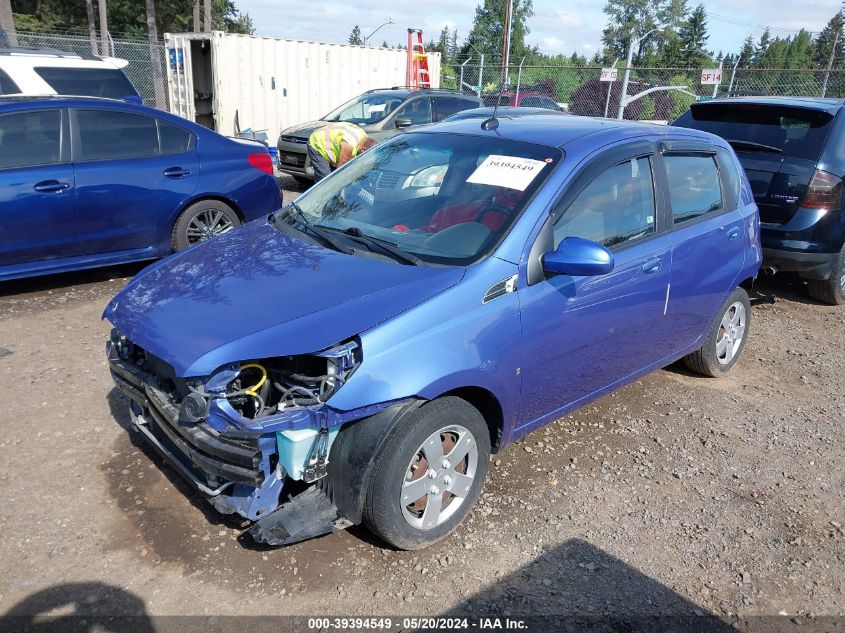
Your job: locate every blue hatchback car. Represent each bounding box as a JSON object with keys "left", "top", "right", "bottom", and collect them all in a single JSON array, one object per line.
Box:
[
  {"left": 0, "top": 96, "right": 281, "bottom": 281},
  {"left": 105, "top": 115, "right": 761, "bottom": 550}
]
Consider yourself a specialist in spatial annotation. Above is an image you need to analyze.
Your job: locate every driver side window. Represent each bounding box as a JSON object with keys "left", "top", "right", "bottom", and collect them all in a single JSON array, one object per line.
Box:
[
  {"left": 553, "top": 157, "right": 656, "bottom": 249},
  {"left": 395, "top": 99, "right": 432, "bottom": 126}
]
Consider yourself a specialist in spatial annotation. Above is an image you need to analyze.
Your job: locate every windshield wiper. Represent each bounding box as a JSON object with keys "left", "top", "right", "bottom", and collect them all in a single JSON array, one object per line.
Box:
[
  {"left": 280, "top": 202, "right": 354, "bottom": 254},
  {"left": 323, "top": 226, "right": 423, "bottom": 266},
  {"left": 726, "top": 139, "right": 783, "bottom": 154}
]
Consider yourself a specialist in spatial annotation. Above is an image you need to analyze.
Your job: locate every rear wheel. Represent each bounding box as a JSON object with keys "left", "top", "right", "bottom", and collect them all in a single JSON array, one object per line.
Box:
[
  {"left": 363, "top": 397, "right": 491, "bottom": 550},
  {"left": 806, "top": 245, "right": 845, "bottom": 305},
  {"left": 171, "top": 200, "right": 240, "bottom": 251},
  {"left": 684, "top": 287, "right": 751, "bottom": 377}
]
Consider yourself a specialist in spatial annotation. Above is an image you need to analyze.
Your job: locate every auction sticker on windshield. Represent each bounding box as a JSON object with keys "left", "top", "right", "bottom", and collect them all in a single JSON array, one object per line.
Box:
[{"left": 466, "top": 155, "right": 549, "bottom": 191}]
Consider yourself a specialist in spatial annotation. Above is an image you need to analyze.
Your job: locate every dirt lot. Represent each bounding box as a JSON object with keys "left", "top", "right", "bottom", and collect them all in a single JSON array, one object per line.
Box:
[{"left": 0, "top": 186, "right": 843, "bottom": 628}]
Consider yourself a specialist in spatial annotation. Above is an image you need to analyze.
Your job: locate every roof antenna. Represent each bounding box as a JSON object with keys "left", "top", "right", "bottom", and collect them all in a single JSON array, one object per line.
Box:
[
  {"left": 481, "top": 76, "right": 507, "bottom": 131},
  {"left": 482, "top": 0, "right": 513, "bottom": 131}
]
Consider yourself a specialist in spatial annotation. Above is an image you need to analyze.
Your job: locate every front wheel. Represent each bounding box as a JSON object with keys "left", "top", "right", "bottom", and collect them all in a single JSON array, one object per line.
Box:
[
  {"left": 684, "top": 287, "right": 751, "bottom": 377},
  {"left": 363, "top": 397, "right": 491, "bottom": 550},
  {"left": 171, "top": 200, "right": 241, "bottom": 251}
]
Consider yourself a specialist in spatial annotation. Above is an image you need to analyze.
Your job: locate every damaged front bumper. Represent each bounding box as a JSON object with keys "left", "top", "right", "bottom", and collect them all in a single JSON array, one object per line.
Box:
[{"left": 106, "top": 339, "right": 390, "bottom": 545}]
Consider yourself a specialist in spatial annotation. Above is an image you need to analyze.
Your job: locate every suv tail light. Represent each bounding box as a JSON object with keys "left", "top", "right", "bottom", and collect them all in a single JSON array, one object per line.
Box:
[
  {"left": 248, "top": 152, "right": 274, "bottom": 175},
  {"left": 801, "top": 169, "right": 842, "bottom": 209}
]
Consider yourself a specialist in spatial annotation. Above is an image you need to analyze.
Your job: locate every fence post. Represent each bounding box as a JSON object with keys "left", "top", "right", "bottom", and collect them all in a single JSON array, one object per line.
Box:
[
  {"left": 460, "top": 58, "right": 469, "bottom": 93},
  {"left": 727, "top": 56, "right": 741, "bottom": 96},
  {"left": 515, "top": 57, "right": 525, "bottom": 102},
  {"left": 477, "top": 54, "right": 484, "bottom": 96}
]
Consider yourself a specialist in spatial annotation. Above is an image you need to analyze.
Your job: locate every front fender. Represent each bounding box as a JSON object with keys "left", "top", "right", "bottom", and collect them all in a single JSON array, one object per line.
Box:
[{"left": 328, "top": 259, "right": 522, "bottom": 437}]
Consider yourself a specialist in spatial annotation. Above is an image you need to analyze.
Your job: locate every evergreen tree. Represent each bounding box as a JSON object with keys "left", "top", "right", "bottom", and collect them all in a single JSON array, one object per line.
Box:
[
  {"left": 677, "top": 3, "right": 710, "bottom": 67},
  {"left": 601, "top": 0, "right": 688, "bottom": 63},
  {"left": 738, "top": 35, "right": 755, "bottom": 67},
  {"left": 460, "top": 0, "right": 534, "bottom": 62},
  {"left": 753, "top": 29, "right": 771, "bottom": 67},
  {"left": 814, "top": 11, "right": 845, "bottom": 69},
  {"left": 348, "top": 25, "right": 363, "bottom": 45}
]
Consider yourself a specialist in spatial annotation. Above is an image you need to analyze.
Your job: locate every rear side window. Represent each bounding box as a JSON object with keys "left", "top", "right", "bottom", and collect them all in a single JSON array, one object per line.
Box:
[
  {"left": 395, "top": 98, "right": 432, "bottom": 125},
  {"left": 521, "top": 96, "right": 558, "bottom": 110},
  {"left": 433, "top": 97, "right": 461, "bottom": 122},
  {"left": 554, "top": 157, "right": 656, "bottom": 248},
  {"left": 681, "top": 104, "right": 833, "bottom": 162},
  {"left": 76, "top": 110, "right": 158, "bottom": 160},
  {"left": 459, "top": 99, "right": 480, "bottom": 111},
  {"left": 0, "top": 110, "right": 61, "bottom": 169},
  {"left": 159, "top": 121, "right": 192, "bottom": 154},
  {"left": 0, "top": 68, "right": 21, "bottom": 95},
  {"left": 716, "top": 146, "right": 741, "bottom": 204},
  {"left": 665, "top": 155, "right": 723, "bottom": 224},
  {"left": 35, "top": 67, "right": 138, "bottom": 100}
]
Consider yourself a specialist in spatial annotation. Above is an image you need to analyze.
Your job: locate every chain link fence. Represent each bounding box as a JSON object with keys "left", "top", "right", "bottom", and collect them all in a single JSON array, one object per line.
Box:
[
  {"left": 443, "top": 61, "right": 845, "bottom": 121},
  {"left": 6, "top": 30, "right": 168, "bottom": 110}
]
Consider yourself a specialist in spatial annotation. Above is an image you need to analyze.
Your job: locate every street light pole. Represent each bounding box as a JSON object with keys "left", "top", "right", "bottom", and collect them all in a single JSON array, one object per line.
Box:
[
  {"left": 364, "top": 18, "right": 394, "bottom": 46},
  {"left": 617, "top": 34, "right": 636, "bottom": 119}
]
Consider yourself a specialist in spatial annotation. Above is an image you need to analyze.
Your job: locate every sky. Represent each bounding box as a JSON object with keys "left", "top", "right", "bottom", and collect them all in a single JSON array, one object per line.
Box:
[{"left": 238, "top": 0, "right": 840, "bottom": 60}]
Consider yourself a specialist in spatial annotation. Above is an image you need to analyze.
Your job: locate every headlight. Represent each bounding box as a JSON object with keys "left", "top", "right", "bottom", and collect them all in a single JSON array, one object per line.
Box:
[
  {"left": 407, "top": 164, "right": 447, "bottom": 189},
  {"left": 204, "top": 339, "right": 361, "bottom": 419}
]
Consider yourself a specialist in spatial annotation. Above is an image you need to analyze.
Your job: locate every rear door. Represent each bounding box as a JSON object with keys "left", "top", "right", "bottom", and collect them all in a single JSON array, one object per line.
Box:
[
  {"left": 71, "top": 107, "right": 199, "bottom": 256},
  {"left": 675, "top": 103, "right": 833, "bottom": 224},
  {"left": 658, "top": 141, "right": 746, "bottom": 347},
  {"left": 432, "top": 97, "right": 462, "bottom": 122},
  {"left": 0, "top": 108, "right": 80, "bottom": 267}
]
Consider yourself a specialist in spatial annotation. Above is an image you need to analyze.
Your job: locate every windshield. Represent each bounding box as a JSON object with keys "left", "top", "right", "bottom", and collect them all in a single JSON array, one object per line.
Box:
[
  {"left": 323, "top": 93, "right": 406, "bottom": 125},
  {"left": 681, "top": 104, "right": 833, "bottom": 162},
  {"left": 290, "top": 132, "right": 562, "bottom": 265}
]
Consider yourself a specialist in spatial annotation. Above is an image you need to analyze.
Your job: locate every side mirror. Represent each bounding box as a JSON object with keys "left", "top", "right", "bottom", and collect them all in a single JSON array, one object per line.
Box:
[
  {"left": 395, "top": 117, "right": 412, "bottom": 129},
  {"left": 542, "top": 237, "right": 614, "bottom": 277}
]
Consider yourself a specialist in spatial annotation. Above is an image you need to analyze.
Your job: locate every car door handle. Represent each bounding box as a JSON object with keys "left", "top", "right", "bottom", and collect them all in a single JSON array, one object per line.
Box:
[
  {"left": 33, "top": 180, "right": 70, "bottom": 193},
  {"left": 641, "top": 257, "right": 663, "bottom": 274},
  {"left": 727, "top": 226, "right": 740, "bottom": 240},
  {"left": 163, "top": 167, "right": 191, "bottom": 178}
]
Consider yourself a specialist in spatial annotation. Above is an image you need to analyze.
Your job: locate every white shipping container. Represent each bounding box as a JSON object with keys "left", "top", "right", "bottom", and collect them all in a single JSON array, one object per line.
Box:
[{"left": 164, "top": 31, "right": 441, "bottom": 143}]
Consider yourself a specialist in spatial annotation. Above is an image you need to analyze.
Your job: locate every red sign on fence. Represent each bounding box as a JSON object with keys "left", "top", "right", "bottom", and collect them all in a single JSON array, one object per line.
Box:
[
  {"left": 600, "top": 67, "right": 618, "bottom": 82},
  {"left": 700, "top": 69, "right": 722, "bottom": 85}
]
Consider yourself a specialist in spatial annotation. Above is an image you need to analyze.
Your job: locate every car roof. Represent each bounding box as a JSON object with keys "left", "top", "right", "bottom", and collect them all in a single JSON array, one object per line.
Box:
[
  {"left": 0, "top": 47, "right": 128, "bottom": 69},
  {"left": 444, "top": 106, "right": 568, "bottom": 121},
  {"left": 423, "top": 114, "right": 710, "bottom": 149},
  {"left": 697, "top": 95, "right": 845, "bottom": 114},
  {"left": 363, "top": 88, "right": 480, "bottom": 99}
]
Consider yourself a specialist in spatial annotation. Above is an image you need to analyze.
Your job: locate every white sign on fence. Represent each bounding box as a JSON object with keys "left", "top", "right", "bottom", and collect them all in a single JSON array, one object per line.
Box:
[
  {"left": 600, "top": 67, "right": 618, "bottom": 82},
  {"left": 700, "top": 69, "right": 722, "bottom": 85}
]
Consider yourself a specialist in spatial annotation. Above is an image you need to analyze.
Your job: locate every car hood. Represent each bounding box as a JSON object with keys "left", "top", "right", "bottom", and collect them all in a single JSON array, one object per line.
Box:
[
  {"left": 280, "top": 120, "right": 378, "bottom": 139},
  {"left": 104, "top": 220, "right": 465, "bottom": 376}
]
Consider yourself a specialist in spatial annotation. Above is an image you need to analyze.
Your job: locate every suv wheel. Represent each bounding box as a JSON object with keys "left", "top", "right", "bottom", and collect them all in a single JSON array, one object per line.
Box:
[
  {"left": 171, "top": 200, "right": 241, "bottom": 251},
  {"left": 806, "top": 245, "right": 845, "bottom": 305},
  {"left": 684, "top": 287, "right": 751, "bottom": 377},
  {"left": 363, "top": 397, "right": 491, "bottom": 550}
]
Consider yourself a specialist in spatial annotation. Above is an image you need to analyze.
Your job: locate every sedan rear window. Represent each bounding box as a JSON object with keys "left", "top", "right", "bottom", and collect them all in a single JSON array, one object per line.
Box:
[
  {"left": 35, "top": 67, "right": 138, "bottom": 100},
  {"left": 0, "top": 68, "right": 21, "bottom": 95},
  {"left": 681, "top": 104, "right": 833, "bottom": 162}
]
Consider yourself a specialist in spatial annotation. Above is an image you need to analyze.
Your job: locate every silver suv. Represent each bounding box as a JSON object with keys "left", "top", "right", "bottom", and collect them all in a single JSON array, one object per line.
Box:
[{"left": 276, "top": 88, "right": 482, "bottom": 182}]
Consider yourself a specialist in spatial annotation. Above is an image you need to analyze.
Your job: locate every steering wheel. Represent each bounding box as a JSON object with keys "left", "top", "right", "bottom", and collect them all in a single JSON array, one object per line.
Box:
[{"left": 475, "top": 204, "right": 512, "bottom": 227}]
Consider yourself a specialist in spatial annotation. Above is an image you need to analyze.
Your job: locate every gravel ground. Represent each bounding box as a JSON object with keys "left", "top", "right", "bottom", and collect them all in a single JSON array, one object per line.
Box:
[{"left": 0, "top": 188, "right": 843, "bottom": 627}]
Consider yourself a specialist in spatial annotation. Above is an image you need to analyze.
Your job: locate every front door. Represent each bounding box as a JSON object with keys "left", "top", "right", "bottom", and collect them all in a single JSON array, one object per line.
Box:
[
  {"left": 517, "top": 147, "right": 673, "bottom": 431},
  {"left": 71, "top": 107, "right": 199, "bottom": 256},
  {"left": 0, "top": 108, "right": 80, "bottom": 269}
]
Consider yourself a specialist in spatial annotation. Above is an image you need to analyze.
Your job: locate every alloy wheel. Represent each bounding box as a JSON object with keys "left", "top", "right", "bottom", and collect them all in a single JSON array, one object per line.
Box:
[
  {"left": 716, "top": 301, "right": 746, "bottom": 365},
  {"left": 185, "top": 208, "right": 235, "bottom": 244},
  {"left": 400, "top": 425, "right": 478, "bottom": 530}
]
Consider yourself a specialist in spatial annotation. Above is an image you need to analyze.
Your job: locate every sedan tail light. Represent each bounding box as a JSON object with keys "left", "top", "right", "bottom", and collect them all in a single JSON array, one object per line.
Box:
[
  {"left": 248, "top": 152, "right": 274, "bottom": 175},
  {"left": 801, "top": 169, "right": 842, "bottom": 209}
]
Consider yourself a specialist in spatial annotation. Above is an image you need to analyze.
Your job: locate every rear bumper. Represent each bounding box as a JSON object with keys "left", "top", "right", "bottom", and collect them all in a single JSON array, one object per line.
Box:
[{"left": 762, "top": 248, "right": 837, "bottom": 279}]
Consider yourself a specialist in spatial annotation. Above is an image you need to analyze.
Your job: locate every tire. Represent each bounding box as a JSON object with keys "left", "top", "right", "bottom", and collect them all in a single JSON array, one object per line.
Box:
[
  {"left": 684, "top": 287, "right": 752, "bottom": 377},
  {"left": 363, "top": 397, "right": 491, "bottom": 550},
  {"left": 293, "top": 175, "right": 312, "bottom": 188},
  {"left": 806, "top": 245, "right": 845, "bottom": 305},
  {"left": 171, "top": 200, "right": 241, "bottom": 252}
]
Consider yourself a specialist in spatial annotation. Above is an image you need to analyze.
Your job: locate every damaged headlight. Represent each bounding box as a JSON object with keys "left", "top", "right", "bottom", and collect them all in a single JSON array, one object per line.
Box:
[{"left": 201, "top": 339, "right": 362, "bottom": 420}]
